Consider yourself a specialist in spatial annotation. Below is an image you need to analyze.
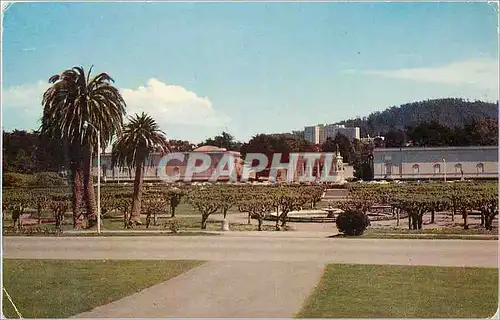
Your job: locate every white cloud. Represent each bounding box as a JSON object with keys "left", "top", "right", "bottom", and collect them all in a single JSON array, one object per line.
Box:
[
  {"left": 2, "top": 80, "right": 49, "bottom": 112},
  {"left": 2, "top": 81, "right": 50, "bottom": 130},
  {"left": 2, "top": 78, "right": 230, "bottom": 134},
  {"left": 120, "top": 78, "right": 230, "bottom": 129},
  {"left": 358, "top": 59, "right": 499, "bottom": 99}
]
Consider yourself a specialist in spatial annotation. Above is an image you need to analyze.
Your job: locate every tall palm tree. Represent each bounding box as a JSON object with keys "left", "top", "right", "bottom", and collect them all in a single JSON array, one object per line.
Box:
[
  {"left": 40, "top": 66, "right": 126, "bottom": 227},
  {"left": 112, "top": 112, "right": 169, "bottom": 226}
]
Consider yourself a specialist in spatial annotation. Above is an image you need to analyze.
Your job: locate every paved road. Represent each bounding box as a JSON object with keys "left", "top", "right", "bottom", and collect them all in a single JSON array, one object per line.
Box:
[
  {"left": 3, "top": 236, "right": 498, "bottom": 267},
  {"left": 74, "top": 261, "right": 325, "bottom": 318}
]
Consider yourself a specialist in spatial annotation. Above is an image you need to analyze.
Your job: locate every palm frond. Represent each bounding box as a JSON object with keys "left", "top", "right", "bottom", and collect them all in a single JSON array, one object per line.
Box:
[
  {"left": 112, "top": 112, "right": 169, "bottom": 169},
  {"left": 40, "top": 65, "right": 127, "bottom": 158}
]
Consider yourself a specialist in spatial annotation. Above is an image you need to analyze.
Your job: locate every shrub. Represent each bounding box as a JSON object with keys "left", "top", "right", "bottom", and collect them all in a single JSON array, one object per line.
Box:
[
  {"left": 2, "top": 173, "right": 34, "bottom": 187},
  {"left": 30, "top": 172, "right": 68, "bottom": 187},
  {"left": 167, "top": 219, "right": 180, "bottom": 233},
  {"left": 336, "top": 210, "right": 370, "bottom": 236}
]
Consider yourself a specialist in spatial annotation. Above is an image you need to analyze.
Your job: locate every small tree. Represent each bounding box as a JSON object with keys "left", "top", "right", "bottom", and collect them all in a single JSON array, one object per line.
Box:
[
  {"left": 48, "top": 195, "right": 71, "bottom": 232},
  {"left": 188, "top": 189, "right": 222, "bottom": 230},
  {"left": 336, "top": 210, "right": 370, "bottom": 236},
  {"left": 274, "top": 188, "right": 309, "bottom": 230},
  {"left": 168, "top": 188, "right": 184, "bottom": 218},
  {"left": 238, "top": 194, "right": 274, "bottom": 231},
  {"left": 218, "top": 187, "right": 236, "bottom": 219}
]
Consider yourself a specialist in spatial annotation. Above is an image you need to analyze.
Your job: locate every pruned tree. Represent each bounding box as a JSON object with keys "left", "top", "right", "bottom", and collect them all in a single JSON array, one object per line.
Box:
[{"left": 188, "top": 189, "right": 222, "bottom": 230}]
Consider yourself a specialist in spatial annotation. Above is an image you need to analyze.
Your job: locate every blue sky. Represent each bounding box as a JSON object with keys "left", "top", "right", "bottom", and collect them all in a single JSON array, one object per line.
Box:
[{"left": 2, "top": 1, "right": 498, "bottom": 143}]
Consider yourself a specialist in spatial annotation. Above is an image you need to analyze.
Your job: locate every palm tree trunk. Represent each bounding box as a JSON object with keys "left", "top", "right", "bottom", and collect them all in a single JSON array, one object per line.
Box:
[
  {"left": 129, "top": 162, "right": 144, "bottom": 226},
  {"left": 71, "top": 164, "right": 84, "bottom": 229},
  {"left": 83, "top": 147, "right": 97, "bottom": 227}
]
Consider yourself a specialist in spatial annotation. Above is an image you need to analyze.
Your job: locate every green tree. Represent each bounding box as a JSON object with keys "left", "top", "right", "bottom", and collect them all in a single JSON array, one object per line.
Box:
[
  {"left": 40, "top": 66, "right": 126, "bottom": 228},
  {"left": 321, "top": 134, "right": 354, "bottom": 164},
  {"left": 112, "top": 113, "right": 169, "bottom": 226},
  {"left": 240, "top": 133, "right": 317, "bottom": 178},
  {"left": 168, "top": 139, "right": 196, "bottom": 152},
  {"left": 201, "top": 131, "right": 242, "bottom": 151}
]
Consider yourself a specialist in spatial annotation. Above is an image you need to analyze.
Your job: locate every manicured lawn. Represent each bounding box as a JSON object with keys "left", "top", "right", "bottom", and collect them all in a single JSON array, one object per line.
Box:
[
  {"left": 297, "top": 264, "right": 498, "bottom": 318},
  {"left": 361, "top": 227, "right": 498, "bottom": 240},
  {"left": 367, "top": 227, "right": 498, "bottom": 235},
  {"left": 2, "top": 259, "right": 204, "bottom": 318}
]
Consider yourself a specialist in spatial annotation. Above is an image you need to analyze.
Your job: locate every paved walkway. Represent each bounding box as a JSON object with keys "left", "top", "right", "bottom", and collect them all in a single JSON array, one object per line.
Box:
[
  {"left": 4, "top": 236, "right": 497, "bottom": 267},
  {"left": 5, "top": 235, "right": 498, "bottom": 318},
  {"left": 75, "top": 261, "right": 325, "bottom": 318}
]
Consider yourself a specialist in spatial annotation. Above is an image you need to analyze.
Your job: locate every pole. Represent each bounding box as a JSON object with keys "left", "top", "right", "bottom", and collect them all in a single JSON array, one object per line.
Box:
[
  {"left": 97, "top": 131, "right": 101, "bottom": 234},
  {"left": 443, "top": 158, "right": 446, "bottom": 182}
]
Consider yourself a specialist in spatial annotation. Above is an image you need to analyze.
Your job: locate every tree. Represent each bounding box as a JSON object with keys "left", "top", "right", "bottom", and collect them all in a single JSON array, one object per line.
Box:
[
  {"left": 384, "top": 129, "right": 407, "bottom": 148},
  {"left": 240, "top": 134, "right": 317, "bottom": 178},
  {"left": 238, "top": 194, "right": 274, "bottom": 231},
  {"left": 168, "top": 139, "right": 196, "bottom": 152},
  {"left": 406, "top": 121, "right": 454, "bottom": 147},
  {"left": 2, "top": 130, "right": 66, "bottom": 173},
  {"left": 321, "top": 134, "right": 354, "bottom": 164},
  {"left": 461, "top": 117, "right": 498, "bottom": 146},
  {"left": 274, "top": 187, "right": 309, "bottom": 230},
  {"left": 201, "top": 131, "right": 241, "bottom": 151},
  {"left": 336, "top": 210, "right": 370, "bottom": 236},
  {"left": 188, "top": 188, "right": 222, "bottom": 230},
  {"left": 112, "top": 113, "right": 169, "bottom": 226},
  {"left": 168, "top": 188, "right": 185, "bottom": 217},
  {"left": 40, "top": 66, "right": 126, "bottom": 228}
]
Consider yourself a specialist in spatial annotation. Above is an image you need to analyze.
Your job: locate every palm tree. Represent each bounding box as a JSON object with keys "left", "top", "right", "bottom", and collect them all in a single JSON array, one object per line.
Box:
[
  {"left": 112, "top": 112, "right": 169, "bottom": 226},
  {"left": 40, "top": 66, "right": 126, "bottom": 228}
]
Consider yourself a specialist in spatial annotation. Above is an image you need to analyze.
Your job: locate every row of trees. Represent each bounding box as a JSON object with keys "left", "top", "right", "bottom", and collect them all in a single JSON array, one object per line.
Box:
[
  {"left": 3, "top": 184, "right": 325, "bottom": 232},
  {"left": 341, "top": 182, "right": 498, "bottom": 231},
  {"left": 104, "top": 184, "right": 324, "bottom": 231},
  {"left": 336, "top": 98, "right": 498, "bottom": 137},
  {"left": 383, "top": 118, "right": 498, "bottom": 148}
]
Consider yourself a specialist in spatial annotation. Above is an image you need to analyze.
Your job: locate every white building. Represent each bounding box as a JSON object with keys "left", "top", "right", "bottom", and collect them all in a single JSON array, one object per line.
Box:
[
  {"left": 304, "top": 124, "right": 360, "bottom": 144},
  {"left": 304, "top": 125, "right": 324, "bottom": 144},
  {"left": 323, "top": 124, "right": 360, "bottom": 141},
  {"left": 373, "top": 146, "right": 498, "bottom": 180}
]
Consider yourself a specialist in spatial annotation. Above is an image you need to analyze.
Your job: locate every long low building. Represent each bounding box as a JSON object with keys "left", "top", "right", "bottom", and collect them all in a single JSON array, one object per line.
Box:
[
  {"left": 92, "top": 145, "right": 355, "bottom": 183},
  {"left": 373, "top": 146, "right": 498, "bottom": 180}
]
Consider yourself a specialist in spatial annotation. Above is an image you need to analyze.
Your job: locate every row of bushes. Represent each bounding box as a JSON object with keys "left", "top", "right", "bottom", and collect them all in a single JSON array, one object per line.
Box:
[{"left": 3, "top": 172, "right": 68, "bottom": 188}]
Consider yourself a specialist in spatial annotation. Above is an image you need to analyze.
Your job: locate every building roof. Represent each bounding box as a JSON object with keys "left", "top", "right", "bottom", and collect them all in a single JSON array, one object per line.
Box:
[
  {"left": 374, "top": 146, "right": 498, "bottom": 152},
  {"left": 193, "top": 145, "right": 227, "bottom": 152}
]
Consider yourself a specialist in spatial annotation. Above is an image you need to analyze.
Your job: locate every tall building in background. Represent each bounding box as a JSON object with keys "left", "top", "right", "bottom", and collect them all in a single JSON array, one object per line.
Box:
[
  {"left": 303, "top": 124, "right": 360, "bottom": 144},
  {"left": 323, "top": 124, "right": 360, "bottom": 141},
  {"left": 304, "top": 125, "right": 324, "bottom": 144}
]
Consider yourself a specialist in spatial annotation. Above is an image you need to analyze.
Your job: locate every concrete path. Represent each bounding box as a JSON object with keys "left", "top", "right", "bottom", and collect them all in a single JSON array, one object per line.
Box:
[
  {"left": 75, "top": 261, "right": 325, "bottom": 318},
  {"left": 4, "top": 236, "right": 498, "bottom": 267}
]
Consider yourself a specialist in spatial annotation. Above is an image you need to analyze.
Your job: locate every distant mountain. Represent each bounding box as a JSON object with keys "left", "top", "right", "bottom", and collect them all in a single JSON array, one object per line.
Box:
[{"left": 336, "top": 98, "right": 498, "bottom": 137}]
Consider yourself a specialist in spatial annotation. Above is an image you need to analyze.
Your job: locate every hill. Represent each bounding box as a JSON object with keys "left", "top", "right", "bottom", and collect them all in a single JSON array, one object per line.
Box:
[{"left": 336, "top": 98, "right": 498, "bottom": 137}]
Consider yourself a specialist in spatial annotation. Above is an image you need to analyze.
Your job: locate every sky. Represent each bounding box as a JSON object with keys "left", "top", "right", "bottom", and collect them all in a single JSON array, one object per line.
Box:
[{"left": 2, "top": 1, "right": 499, "bottom": 144}]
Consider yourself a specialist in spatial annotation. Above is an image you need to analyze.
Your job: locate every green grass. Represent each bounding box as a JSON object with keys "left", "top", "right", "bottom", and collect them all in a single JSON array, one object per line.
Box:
[
  {"left": 360, "top": 233, "right": 498, "bottom": 240},
  {"left": 360, "top": 227, "right": 499, "bottom": 240},
  {"left": 2, "top": 259, "right": 204, "bottom": 318},
  {"left": 367, "top": 227, "right": 498, "bottom": 235},
  {"left": 297, "top": 264, "right": 498, "bottom": 318}
]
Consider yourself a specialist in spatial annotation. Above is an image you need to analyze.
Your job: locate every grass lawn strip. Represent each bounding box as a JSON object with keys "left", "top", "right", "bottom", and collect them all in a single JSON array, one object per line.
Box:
[
  {"left": 360, "top": 233, "right": 498, "bottom": 240},
  {"left": 297, "top": 264, "right": 498, "bottom": 318},
  {"left": 2, "top": 259, "right": 204, "bottom": 318}
]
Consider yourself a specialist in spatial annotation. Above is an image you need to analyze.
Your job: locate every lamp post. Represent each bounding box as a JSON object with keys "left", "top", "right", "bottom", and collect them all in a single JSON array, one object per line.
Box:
[
  {"left": 83, "top": 121, "right": 101, "bottom": 234},
  {"left": 442, "top": 158, "right": 446, "bottom": 182}
]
